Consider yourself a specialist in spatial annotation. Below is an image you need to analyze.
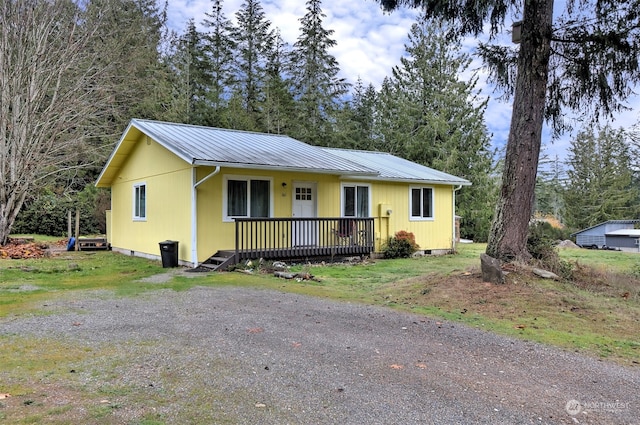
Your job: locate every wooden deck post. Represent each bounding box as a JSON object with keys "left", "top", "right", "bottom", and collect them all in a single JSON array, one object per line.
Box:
[{"left": 75, "top": 209, "right": 80, "bottom": 251}]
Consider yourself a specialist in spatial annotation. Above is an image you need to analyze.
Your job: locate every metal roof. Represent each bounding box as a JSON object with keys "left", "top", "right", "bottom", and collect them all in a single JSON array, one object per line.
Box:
[
  {"left": 606, "top": 229, "right": 640, "bottom": 236},
  {"left": 570, "top": 220, "right": 640, "bottom": 236},
  {"left": 135, "top": 119, "right": 376, "bottom": 173},
  {"left": 322, "top": 148, "right": 471, "bottom": 186},
  {"left": 97, "top": 119, "right": 470, "bottom": 187}
]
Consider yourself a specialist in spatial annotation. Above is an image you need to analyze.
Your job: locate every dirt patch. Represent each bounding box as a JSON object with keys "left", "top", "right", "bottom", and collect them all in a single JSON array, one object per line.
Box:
[
  {"left": 376, "top": 269, "right": 549, "bottom": 318},
  {"left": 137, "top": 268, "right": 213, "bottom": 283},
  {"left": 374, "top": 267, "right": 640, "bottom": 357}
]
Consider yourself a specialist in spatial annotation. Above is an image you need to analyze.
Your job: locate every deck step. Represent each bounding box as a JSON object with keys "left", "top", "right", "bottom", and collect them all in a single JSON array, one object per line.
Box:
[
  {"left": 200, "top": 251, "right": 237, "bottom": 271},
  {"left": 208, "top": 256, "right": 230, "bottom": 263},
  {"left": 197, "top": 263, "right": 219, "bottom": 270}
]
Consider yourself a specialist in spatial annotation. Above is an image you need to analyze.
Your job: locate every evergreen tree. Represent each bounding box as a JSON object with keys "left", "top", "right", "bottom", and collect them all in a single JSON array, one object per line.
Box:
[
  {"left": 333, "top": 78, "right": 378, "bottom": 149},
  {"left": 230, "top": 0, "right": 274, "bottom": 129},
  {"left": 534, "top": 153, "right": 565, "bottom": 221},
  {"left": 201, "top": 0, "right": 236, "bottom": 127},
  {"left": 175, "top": 20, "right": 214, "bottom": 125},
  {"left": 163, "top": 30, "right": 192, "bottom": 123},
  {"left": 87, "top": 0, "right": 174, "bottom": 129},
  {"left": 380, "top": 16, "right": 496, "bottom": 241},
  {"left": 564, "top": 125, "right": 639, "bottom": 230},
  {"left": 289, "top": 0, "right": 348, "bottom": 145},
  {"left": 373, "top": 77, "right": 406, "bottom": 155},
  {"left": 261, "top": 30, "right": 296, "bottom": 134}
]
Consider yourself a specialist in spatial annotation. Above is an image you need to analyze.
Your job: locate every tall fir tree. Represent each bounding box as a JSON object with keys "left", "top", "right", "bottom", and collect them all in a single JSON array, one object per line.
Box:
[
  {"left": 564, "top": 125, "right": 639, "bottom": 230},
  {"left": 534, "top": 153, "right": 565, "bottom": 221},
  {"left": 289, "top": 0, "right": 348, "bottom": 145},
  {"left": 261, "top": 30, "right": 296, "bottom": 134},
  {"left": 201, "top": 0, "right": 236, "bottom": 127},
  {"left": 374, "top": 77, "right": 407, "bottom": 155},
  {"left": 230, "top": 0, "right": 274, "bottom": 130},
  {"left": 380, "top": 15, "right": 496, "bottom": 241},
  {"left": 176, "top": 20, "right": 215, "bottom": 126}
]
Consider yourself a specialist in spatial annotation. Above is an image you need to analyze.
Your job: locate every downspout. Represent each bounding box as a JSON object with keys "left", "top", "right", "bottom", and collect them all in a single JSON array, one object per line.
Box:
[
  {"left": 452, "top": 185, "right": 462, "bottom": 252},
  {"left": 191, "top": 166, "right": 220, "bottom": 267}
]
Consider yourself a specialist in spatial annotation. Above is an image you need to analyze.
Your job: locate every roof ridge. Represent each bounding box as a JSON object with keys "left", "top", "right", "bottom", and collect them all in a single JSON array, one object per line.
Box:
[
  {"left": 131, "top": 118, "right": 293, "bottom": 138},
  {"left": 323, "top": 147, "right": 389, "bottom": 154}
]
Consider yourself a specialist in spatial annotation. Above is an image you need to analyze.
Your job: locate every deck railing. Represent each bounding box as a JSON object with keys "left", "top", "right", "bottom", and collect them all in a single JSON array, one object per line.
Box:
[{"left": 234, "top": 217, "right": 374, "bottom": 262}]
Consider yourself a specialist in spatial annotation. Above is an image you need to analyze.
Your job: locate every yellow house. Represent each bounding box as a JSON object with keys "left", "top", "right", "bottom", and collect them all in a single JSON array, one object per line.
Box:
[{"left": 96, "top": 119, "right": 471, "bottom": 268}]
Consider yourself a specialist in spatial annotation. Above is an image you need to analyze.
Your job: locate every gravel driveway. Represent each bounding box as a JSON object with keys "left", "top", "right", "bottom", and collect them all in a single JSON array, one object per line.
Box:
[{"left": 1, "top": 285, "right": 638, "bottom": 424}]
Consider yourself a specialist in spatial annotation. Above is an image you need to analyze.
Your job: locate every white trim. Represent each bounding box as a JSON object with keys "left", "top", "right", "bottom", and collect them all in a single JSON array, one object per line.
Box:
[
  {"left": 222, "top": 175, "right": 274, "bottom": 222},
  {"left": 132, "top": 182, "right": 147, "bottom": 221},
  {"left": 340, "top": 182, "right": 372, "bottom": 217},
  {"left": 191, "top": 168, "right": 197, "bottom": 267},
  {"left": 409, "top": 186, "right": 435, "bottom": 221}
]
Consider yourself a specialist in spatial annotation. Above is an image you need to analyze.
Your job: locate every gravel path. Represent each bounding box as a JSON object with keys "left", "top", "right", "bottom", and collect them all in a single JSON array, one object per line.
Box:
[{"left": 1, "top": 285, "right": 638, "bottom": 424}]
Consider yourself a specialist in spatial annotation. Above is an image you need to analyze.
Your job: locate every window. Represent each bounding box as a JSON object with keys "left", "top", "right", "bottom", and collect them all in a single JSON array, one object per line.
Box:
[
  {"left": 410, "top": 187, "right": 433, "bottom": 220},
  {"left": 225, "top": 176, "right": 271, "bottom": 220},
  {"left": 295, "top": 186, "right": 312, "bottom": 201},
  {"left": 342, "top": 184, "right": 370, "bottom": 217},
  {"left": 133, "top": 183, "right": 146, "bottom": 220}
]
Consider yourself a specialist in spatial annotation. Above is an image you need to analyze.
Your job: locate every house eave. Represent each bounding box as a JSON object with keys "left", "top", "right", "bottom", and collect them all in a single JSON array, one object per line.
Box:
[
  {"left": 338, "top": 175, "right": 472, "bottom": 186},
  {"left": 192, "top": 160, "right": 378, "bottom": 176}
]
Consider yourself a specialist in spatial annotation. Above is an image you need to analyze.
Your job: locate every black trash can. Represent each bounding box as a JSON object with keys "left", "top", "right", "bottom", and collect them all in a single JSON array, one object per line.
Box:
[{"left": 159, "top": 240, "right": 179, "bottom": 268}]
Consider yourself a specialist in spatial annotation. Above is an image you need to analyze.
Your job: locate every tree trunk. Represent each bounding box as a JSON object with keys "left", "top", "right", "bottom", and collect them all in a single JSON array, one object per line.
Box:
[{"left": 486, "top": 0, "right": 554, "bottom": 261}]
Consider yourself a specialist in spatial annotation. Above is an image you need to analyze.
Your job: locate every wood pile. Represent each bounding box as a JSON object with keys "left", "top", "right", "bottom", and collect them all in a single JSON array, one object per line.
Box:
[{"left": 0, "top": 238, "right": 65, "bottom": 259}]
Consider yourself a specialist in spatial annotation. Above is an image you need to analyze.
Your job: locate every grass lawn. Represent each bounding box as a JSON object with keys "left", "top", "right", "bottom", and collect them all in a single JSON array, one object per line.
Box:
[{"left": 1, "top": 238, "right": 639, "bottom": 366}]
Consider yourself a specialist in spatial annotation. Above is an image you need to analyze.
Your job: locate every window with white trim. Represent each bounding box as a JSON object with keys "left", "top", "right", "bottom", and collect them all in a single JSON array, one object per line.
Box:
[
  {"left": 342, "top": 183, "right": 370, "bottom": 217},
  {"left": 224, "top": 176, "right": 272, "bottom": 220},
  {"left": 133, "top": 183, "right": 146, "bottom": 220},
  {"left": 410, "top": 187, "right": 434, "bottom": 220}
]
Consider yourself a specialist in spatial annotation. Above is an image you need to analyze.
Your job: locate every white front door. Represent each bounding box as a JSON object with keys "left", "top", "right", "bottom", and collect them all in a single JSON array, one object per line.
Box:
[{"left": 292, "top": 182, "right": 317, "bottom": 246}]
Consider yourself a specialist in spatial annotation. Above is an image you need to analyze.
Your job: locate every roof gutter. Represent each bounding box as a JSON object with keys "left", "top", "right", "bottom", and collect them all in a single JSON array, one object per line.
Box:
[
  {"left": 191, "top": 166, "right": 221, "bottom": 267},
  {"left": 194, "top": 165, "right": 221, "bottom": 188}
]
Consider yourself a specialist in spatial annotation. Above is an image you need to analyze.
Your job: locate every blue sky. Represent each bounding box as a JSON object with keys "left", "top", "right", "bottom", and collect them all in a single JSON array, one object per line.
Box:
[{"left": 165, "top": 0, "right": 639, "bottom": 164}]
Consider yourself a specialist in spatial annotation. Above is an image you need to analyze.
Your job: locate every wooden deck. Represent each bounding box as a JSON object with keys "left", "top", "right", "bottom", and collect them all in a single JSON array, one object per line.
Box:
[
  {"left": 76, "top": 237, "right": 110, "bottom": 251},
  {"left": 203, "top": 217, "right": 375, "bottom": 270}
]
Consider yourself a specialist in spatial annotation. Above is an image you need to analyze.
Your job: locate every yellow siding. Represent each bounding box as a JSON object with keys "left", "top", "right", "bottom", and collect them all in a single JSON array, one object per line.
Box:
[
  {"left": 109, "top": 134, "right": 193, "bottom": 263},
  {"left": 105, "top": 210, "right": 112, "bottom": 243},
  {"left": 368, "top": 181, "right": 454, "bottom": 251}
]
